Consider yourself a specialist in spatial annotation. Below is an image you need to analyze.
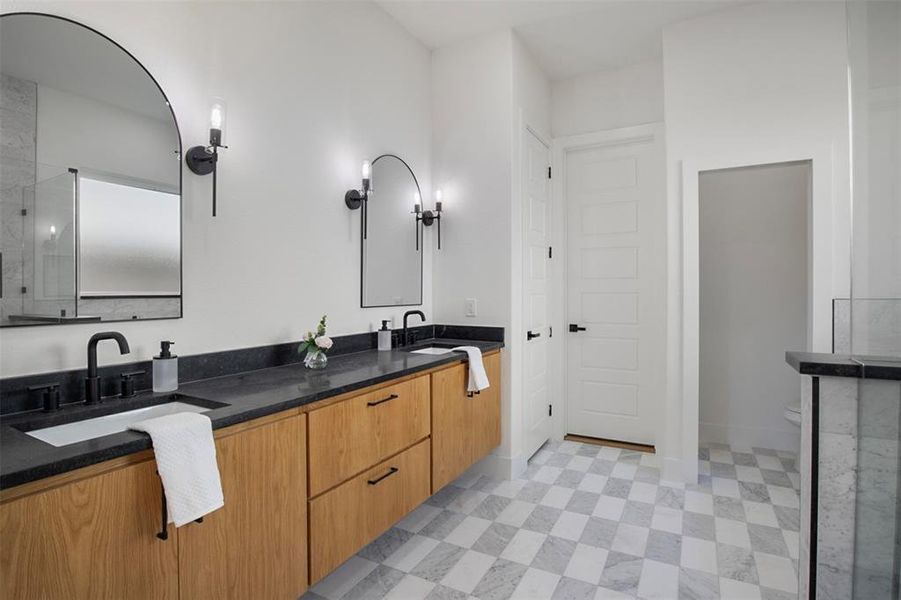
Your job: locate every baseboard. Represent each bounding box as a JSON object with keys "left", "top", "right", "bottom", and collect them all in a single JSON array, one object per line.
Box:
[
  {"left": 468, "top": 452, "right": 528, "bottom": 481},
  {"left": 661, "top": 456, "right": 688, "bottom": 484},
  {"left": 700, "top": 421, "right": 800, "bottom": 453}
]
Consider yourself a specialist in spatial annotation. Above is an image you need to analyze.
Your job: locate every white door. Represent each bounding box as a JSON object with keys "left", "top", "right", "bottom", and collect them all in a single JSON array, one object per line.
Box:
[
  {"left": 564, "top": 125, "right": 666, "bottom": 445},
  {"left": 523, "top": 129, "right": 552, "bottom": 459}
]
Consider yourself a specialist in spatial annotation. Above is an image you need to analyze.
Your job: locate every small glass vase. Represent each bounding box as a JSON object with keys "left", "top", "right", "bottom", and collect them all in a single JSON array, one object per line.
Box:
[{"left": 304, "top": 349, "right": 328, "bottom": 370}]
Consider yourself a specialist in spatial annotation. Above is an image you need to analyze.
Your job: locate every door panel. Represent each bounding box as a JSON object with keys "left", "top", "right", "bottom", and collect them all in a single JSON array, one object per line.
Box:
[
  {"left": 565, "top": 127, "right": 665, "bottom": 445},
  {"left": 523, "top": 130, "right": 552, "bottom": 460}
]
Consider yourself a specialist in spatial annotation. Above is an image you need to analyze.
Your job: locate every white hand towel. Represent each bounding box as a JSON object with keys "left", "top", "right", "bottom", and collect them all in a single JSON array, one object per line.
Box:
[
  {"left": 452, "top": 346, "right": 490, "bottom": 392},
  {"left": 129, "top": 412, "right": 224, "bottom": 527}
]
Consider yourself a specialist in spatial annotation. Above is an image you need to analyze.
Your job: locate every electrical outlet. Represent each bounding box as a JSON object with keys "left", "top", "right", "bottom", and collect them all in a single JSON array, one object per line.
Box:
[{"left": 464, "top": 298, "right": 477, "bottom": 317}]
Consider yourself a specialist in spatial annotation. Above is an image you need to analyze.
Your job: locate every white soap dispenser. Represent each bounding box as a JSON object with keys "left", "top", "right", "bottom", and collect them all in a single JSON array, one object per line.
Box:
[
  {"left": 378, "top": 320, "right": 393, "bottom": 351},
  {"left": 153, "top": 340, "right": 178, "bottom": 392}
]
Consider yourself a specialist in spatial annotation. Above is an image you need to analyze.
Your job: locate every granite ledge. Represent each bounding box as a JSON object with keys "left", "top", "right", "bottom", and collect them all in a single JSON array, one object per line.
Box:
[
  {"left": 0, "top": 340, "right": 503, "bottom": 490},
  {"left": 786, "top": 351, "right": 901, "bottom": 381}
]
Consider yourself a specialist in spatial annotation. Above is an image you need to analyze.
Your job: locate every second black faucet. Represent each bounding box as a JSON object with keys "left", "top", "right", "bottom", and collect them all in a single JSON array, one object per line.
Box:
[{"left": 85, "top": 331, "right": 130, "bottom": 404}]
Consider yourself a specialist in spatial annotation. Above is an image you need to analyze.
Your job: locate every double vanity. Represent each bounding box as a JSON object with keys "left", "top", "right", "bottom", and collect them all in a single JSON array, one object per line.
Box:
[{"left": 0, "top": 334, "right": 503, "bottom": 599}]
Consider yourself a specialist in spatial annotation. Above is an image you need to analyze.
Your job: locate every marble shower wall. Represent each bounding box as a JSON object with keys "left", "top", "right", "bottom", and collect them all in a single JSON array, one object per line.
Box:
[
  {"left": 0, "top": 73, "right": 36, "bottom": 322},
  {"left": 833, "top": 298, "right": 901, "bottom": 357}
]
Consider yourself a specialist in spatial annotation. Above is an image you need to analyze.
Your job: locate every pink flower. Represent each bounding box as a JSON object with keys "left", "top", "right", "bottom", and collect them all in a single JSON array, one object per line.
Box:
[{"left": 315, "top": 335, "right": 333, "bottom": 350}]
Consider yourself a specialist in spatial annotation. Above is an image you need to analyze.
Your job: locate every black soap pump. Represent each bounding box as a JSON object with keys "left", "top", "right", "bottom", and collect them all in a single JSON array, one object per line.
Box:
[
  {"left": 153, "top": 340, "right": 178, "bottom": 392},
  {"left": 378, "top": 320, "right": 392, "bottom": 351}
]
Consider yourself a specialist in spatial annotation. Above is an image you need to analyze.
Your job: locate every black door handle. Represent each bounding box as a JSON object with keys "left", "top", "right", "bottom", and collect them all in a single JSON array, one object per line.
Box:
[
  {"left": 527, "top": 331, "right": 541, "bottom": 340},
  {"left": 569, "top": 324, "right": 587, "bottom": 332}
]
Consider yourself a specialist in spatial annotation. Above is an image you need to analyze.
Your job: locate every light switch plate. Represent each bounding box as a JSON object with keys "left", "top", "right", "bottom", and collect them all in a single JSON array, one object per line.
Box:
[{"left": 464, "top": 298, "right": 477, "bottom": 317}]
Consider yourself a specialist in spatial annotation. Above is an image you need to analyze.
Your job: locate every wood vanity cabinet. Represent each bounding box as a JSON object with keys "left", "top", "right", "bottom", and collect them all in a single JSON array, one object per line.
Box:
[
  {"left": 431, "top": 351, "right": 501, "bottom": 492},
  {"left": 0, "top": 457, "right": 179, "bottom": 600},
  {"left": 177, "top": 412, "right": 307, "bottom": 600},
  {"left": 0, "top": 412, "right": 307, "bottom": 600}
]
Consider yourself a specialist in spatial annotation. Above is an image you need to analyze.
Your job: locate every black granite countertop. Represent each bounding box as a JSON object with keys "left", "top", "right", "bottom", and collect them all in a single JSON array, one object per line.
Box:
[
  {"left": 0, "top": 339, "right": 502, "bottom": 489},
  {"left": 785, "top": 351, "right": 901, "bottom": 381}
]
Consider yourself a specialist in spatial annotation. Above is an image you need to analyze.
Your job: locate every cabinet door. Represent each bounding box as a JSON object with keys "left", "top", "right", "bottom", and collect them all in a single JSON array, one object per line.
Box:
[
  {"left": 471, "top": 352, "right": 502, "bottom": 460},
  {"left": 431, "top": 363, "right": 474, "bottom": 492},
  {"left": 0, "top": 459, "right": 178, "bottom": 600},
  {"left": 178, "top": 414, "right": 307, "bottom": 600}
]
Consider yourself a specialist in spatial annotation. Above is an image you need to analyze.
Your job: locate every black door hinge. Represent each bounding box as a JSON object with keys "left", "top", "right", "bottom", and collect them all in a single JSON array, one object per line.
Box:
[
  {"left": 20, "top": 286, "right": 27, "bottom": 294},
  {"left": 20, "top": 208, "right": 27, "bottom": 216},
  {"left": 547, "top": 166, "right": 552, "bottom": 179},
  {"left": 548, "top": 246, "right": 553, "bottom": 259},
  {"left": 549, "top": 404, "right": 553, "bottom": 417},
  {"left": 549, "top": 326, "right": 553, "bottom": 338}
]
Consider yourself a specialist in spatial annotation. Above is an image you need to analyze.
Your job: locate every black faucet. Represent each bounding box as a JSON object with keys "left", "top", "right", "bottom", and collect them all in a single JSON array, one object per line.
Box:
[
  {"left": 85, "top": 332, "right": 130, "bottom": 404},
  {"left": 402, "top": 310, "right": 426, "bottom": 347}
]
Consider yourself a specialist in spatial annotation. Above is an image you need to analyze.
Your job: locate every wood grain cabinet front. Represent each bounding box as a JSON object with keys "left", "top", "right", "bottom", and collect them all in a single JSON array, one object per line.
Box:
[
  {"left": 0, "top": 458, "right": 179, "bottom": 600},
  {"left": 307, "top": 375, "right": 430, "bottom": 497},
  {"left": 431, "top": 352, "right": 502, "bottom": 493},
  {"left": 177, "top": 413, "right": 307, "bottom": 600},
  {"left": 309, "top": 439, "right": 431, "bottom": 583}
]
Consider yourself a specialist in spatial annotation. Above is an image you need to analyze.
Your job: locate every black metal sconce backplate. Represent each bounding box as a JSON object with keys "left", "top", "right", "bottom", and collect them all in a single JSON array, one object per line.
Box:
[{"left": 185, "top": 146, "right": 215, "bottom": 175}]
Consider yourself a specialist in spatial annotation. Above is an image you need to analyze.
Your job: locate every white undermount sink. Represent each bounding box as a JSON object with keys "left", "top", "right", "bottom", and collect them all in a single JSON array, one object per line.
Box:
[
  {"left": 409, "top": 346, "right": 457, "bottom": 355},
  {"left": 24, "top": 401, "right": 214, "bottom": 447}
]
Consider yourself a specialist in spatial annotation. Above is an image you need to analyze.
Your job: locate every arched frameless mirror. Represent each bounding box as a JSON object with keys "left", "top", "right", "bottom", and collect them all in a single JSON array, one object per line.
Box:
[
  {"left": 0, "top": 13, "right": 181, "bottom": 327},
  {"left": 361, "top": 154, "right": 423, "bottom": 307}
]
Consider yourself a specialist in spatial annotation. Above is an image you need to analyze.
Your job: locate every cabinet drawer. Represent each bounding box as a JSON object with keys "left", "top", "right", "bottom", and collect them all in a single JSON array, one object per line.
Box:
[
  {"left": 308, "top": 375, "right": 430, "bottom": 496},
  {"left": 309, "top": 439, "right": 431, "bottom": 583}
]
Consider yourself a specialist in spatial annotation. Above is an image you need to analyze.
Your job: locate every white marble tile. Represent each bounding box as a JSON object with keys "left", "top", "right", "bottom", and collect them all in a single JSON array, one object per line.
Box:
[
  {"left": 681, "top": 537, "right": 718, "bottom": 574},
  {"left": 511, "top": 567, "right": 560, "bottom": 599},
  {"left": 440, "top": 550, "right": 495, "bottom": 594},
  {"left": 311, "top": 555, "right": 378, "bottom": 599},
  {"left": 384, "top": 535, "right": 441, "bottom": 572},
  {"left": 650, "top": 505, "right": 683, "bottom": 535},
  {"left": 499, "top": 529, "right": 546, "bottom": 565},
  {"left": 627, "top": 481, "right": 658, "bottom": 504},
  {"left": 384, "top": 574, "right": 436, "bottom": 600},
  {"left": 636, "top": 559, "right": 679, "bottom": 600},
  {"left": 550, "top": 511, "right": 589, "bottom": 541},
  {"left": 718, "top": 577, "right": 762, "bottom": 599},
  {"left": 564, "top": 543, "right": 608, "bottom": 584},
  {"left": 495, "top": 500, "right": 536, "bottom": 527},
  {"left": 592, "top": 496, "right": 626, "bottom": 521},
  {"left": 715, "top": 518, "right": 751, "bottom": 549},
  {"left": 684, "top": 490, "right": 714, "bottom": 515},
  {"left": 611, "top": 523, "right": 649, "bottom": 556},
  {"left": 540, "top": 486, "right": 575, "bottom": 509},
  {"left": 444, "top": 517, "right": 492, "bottom": 549}
]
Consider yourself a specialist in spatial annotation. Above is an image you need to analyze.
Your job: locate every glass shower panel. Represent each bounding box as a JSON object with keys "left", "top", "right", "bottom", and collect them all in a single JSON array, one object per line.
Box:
[
  {"left": 26, "top": 169, "right": 76, "bottom": 319},
  {"left": 847, "top": 0, "right": 901, "bottom": 360}
]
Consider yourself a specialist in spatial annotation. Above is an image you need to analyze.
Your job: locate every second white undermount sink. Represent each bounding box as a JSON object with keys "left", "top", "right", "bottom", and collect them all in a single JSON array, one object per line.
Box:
[{"left": 409, "top": 346, "right": 456, "bottom": 355}]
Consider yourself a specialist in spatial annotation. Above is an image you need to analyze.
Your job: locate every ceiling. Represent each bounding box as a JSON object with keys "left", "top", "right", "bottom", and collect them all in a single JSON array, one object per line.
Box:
[
  {"left": 0, "top": 14, "right": 173, "bottom": 122},
  {"left": 376, "top": 0, "right": 745, "bottom": 80}
]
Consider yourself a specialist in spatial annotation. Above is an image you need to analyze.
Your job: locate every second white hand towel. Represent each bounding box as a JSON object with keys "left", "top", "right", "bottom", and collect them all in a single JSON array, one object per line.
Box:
[
  {"left": 129, "top": 412, "right": 224, "bottom": 526},
  {"left": 451, "top": 346, "right": 490, "bottom": 392}
]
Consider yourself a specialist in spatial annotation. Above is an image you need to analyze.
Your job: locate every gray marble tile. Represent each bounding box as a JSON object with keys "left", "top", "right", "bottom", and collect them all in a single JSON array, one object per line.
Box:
[
  {"left": 732, "top": 452, "right": 758, "bottom": 467},
  {"left": 635, "top": 465, "right": 660, "bottom": 483},
  {"left": 472, "top": 495, "right": 512, "bottom": 520},
  {"left": 579, "top": 516, "right": 618, "bottom": 549},
  {"left": 738, "top": 481, "right": 772, "bottom": 503},
  {"left": 818, "top": 377, "right": 858, "bottom": 435},
  {"left": 773, "top": 506, "right": 800, "bottom": 532},
  {"left": 555, "top": 470, "right": 585, "bottom": 489},
  {"left": 761, "top": 469, "right": 793, "bottom": 488},
  {"left": 341, "top": 564, "right": 406, "bottom": 600},
  {"left": 424, "top": 584, "right": 467, "bottom": 600},
  {"left": 471, "top": 475, "right": 500, "bottom": 492},
  {"left": 411, "top": 543, "right": 467, "bottom": 583},
  {"left": 522, "top": 505, "right": 562, "bottom": 534},
  {"left": 601, "top": 478, "right": 632, "bottom": 499},
  {"left": 470, "top": 558, "right": 527, "bottom": 600},
  {"left": 710, "top": 462, "right": 737, "bottom": 479},
  {"left": 551, "top": 576, "right": 597, "bottom": 600},
  {"left": 621, "top": 501, "right": 653, "bottom": 527},
  {"left": 472, "top": 523, "right": 519, "bottom": 557},
  {"left": 761, "top": 587, "right": 799, "bottom": 600},
  {"left": 588, "top": 459, "right": 615, "bottom": 476},
  {"left": 547, "top": 453, "right": 573, "bottom": 468},
  {"left": 717, "top": 543, "right": 759, "bottom": 584},
  {"left": 428, "top": 485, "right": 465, "bottom": 509},
  {"left": 656, "top": 486, "right": 684, "bottom": 509},
  {"left": 516, "top": 481, "right": 551, "bottom": 504},
  {"left": 645, "top": 530, "right": 682, "bottom": 565},
  {"left": 698, "top": 447, "right": 710, "bottom": 461},
  {"left": 678, "top": 567, "right": 719, "bottom": 600},
  {"left": 748, "top": 524, "right": 790, "bottom": 557},
  {"left": 531, "top": 536, "right": 577, "bottom": 574},
  {"left": 420, "top": 510, "right": 467, "bottom": 540},
  {"left": 565, "top": 490, "right": 600, "bottom": 516},
  {"left": 683, "top": 512, "right": 716, "bottom": 541},
  {"left": 713, "top": 496, "right": 746, "bottom": 522},
  {"left": 576, "top": 445, "right": 600, "bottom": 458},
  {"left": 619, "top": 451, "right": 642, "bottom": 464},
  {"left": 358, "top": 528, "right": 415, "bottom": 562},
  {"left": 599, "top": 551, "right": 642, "bottom": 595}
]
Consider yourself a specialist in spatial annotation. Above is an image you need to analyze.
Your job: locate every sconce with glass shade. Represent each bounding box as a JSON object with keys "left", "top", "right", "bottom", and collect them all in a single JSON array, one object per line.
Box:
[
  {"left": 345, "top": 159, "right": 372, "bottom": 237},
  {"left": 185, "top": 97, "right": 228, "bottom": 216},
  {"left": 414, "top": 188, "right": 442, "bottom": 250}
]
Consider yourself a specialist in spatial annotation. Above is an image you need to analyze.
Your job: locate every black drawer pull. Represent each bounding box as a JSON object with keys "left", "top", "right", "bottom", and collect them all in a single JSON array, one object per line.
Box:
[
  {"left": 367, "top": 467, "right": 399, "bottom": 485},
  {"left": 367, "top": 393, "right": 399, "bottom": 407}
]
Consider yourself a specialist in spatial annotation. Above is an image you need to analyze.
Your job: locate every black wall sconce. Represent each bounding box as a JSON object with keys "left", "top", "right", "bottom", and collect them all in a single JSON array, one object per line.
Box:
[
  {"left": 414, "top": 189, "right": 442, "bottom": 250},
  {"left": 345, "top": 160, "right": 371, "bottom": 237},
  {"left": 186, "top": 98, "right": 227, "bottom": 216}
]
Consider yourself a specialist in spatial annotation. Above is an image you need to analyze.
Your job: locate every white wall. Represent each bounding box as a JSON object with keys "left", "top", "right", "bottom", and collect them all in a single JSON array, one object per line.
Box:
[
  {"left": 0, "top": 0, "right": 432, "bottom": 377},
  {"left": 699, "top": 162, "right": 808, "bottom": 452},
  {"left": 662, "top": 1, "right": 850, "bottom": 480},
  {"left": 551, "top": 60, "right": 663, "bottom": 137}
]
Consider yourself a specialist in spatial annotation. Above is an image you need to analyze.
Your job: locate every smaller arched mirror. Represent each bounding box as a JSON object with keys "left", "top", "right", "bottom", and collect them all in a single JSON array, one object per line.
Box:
[{"left": 361, "top": 155, "right": 422, "bottom": 307}]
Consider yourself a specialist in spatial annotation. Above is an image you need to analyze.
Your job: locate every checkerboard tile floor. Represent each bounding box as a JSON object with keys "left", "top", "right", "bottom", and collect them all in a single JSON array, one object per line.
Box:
[{"left": 301, "top": 441, "right": 801, "bottom": 600}]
